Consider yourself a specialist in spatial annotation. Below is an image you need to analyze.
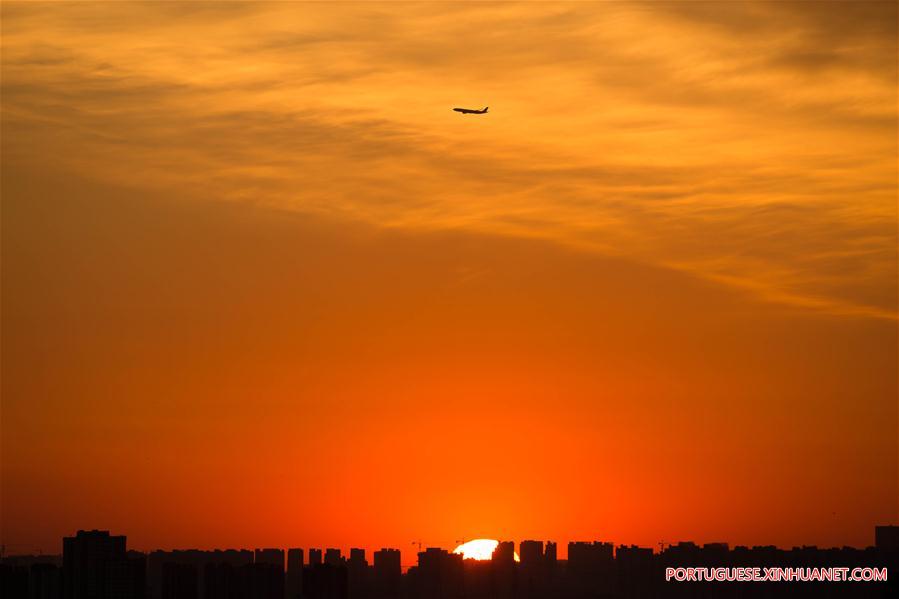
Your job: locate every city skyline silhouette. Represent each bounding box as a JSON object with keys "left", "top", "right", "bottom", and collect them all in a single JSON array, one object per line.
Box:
[
  {"left": 2, "top": 3, "right": 897, "bottom": 598},
  {"left": 2, "top": 528, "right": 897, "bottom": 598}
]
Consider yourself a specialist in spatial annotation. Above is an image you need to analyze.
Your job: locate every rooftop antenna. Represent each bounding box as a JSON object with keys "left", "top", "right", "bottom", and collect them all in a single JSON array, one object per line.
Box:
[{"left": 412, "top": 540, "right": 423, "bottom": 553}]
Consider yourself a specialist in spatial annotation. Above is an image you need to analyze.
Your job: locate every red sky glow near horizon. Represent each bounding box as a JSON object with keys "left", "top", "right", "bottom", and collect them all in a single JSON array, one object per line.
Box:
[{"left": 1, "top": 1, "right": 896, "bottom": 558}]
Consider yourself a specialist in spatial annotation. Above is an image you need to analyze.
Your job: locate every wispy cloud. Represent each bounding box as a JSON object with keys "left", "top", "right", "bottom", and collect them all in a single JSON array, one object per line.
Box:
[{"left": 2, "top": 0, "right": 895, "bottom": 319}]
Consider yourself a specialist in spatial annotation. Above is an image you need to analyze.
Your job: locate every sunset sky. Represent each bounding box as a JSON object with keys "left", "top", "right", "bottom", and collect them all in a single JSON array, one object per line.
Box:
[{"left": 2, "top": 1, "right": 896, "bottom": 559}]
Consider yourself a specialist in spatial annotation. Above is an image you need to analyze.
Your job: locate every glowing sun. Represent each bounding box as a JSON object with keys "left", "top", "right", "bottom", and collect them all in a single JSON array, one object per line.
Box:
[{"left": 452, "top": 539, "right": 520, "bottom": 561}]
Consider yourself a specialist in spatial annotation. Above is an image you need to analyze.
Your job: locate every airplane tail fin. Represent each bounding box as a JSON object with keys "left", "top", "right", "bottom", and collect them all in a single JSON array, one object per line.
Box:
[{"left": 484, "top": 107, "right": 489, "bottom": 113}]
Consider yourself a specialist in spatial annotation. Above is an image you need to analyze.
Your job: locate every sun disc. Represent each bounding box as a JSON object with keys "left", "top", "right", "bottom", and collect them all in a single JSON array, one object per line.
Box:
[{"left": 452, "top": 539, "right": 521, "bottom": 561}]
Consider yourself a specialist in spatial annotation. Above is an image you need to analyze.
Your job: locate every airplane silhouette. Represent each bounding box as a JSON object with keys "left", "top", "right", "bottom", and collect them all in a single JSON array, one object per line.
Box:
[{"left": 453, "top": 106, "right": 488, "bottom": 114}]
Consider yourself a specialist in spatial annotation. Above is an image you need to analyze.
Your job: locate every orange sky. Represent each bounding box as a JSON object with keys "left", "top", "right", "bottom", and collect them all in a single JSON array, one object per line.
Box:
[{"left": 1, "top": 1, "right": 896, "bottom": 558}]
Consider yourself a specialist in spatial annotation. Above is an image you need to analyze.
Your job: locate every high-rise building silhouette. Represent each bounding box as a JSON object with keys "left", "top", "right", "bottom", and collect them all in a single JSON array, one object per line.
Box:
[
  {"left": 567, "top": 541, "right": 613, "bottom": 596},
  {"left": 875, "top": 525, "right": 899, "bottom": 550},
  {"left": 492, "top": 542, "right": 515, "bottom": 565},
  {"left": 324, "top": 550, "right": 343, "bottom": 567},
  {"left": 493, "top": 541, "right": 516, "bottom": 598},
  {"left": 615, "top": 545, "right": 653, "bottom": 599},
  {"left": 30, "top": 563, "right": 63, "bottom": 599},
  {"left": 303, "top": 562, "right": 346, "bottom": 599},
  {"left": 63, "top": 530, "right": 132, "bottom": 599},
  {"left": 518, "top": 541, "right": 543, "bottom": 569},
  {"left": 202, "top": 562, "right": 235, "bottom": 599},
  {"left": 161, "top": 563, "right": 197, "bottom": 599},
  {"left": 543, "top": 542, "right": 557, "bottom": 566},
  {"left": 253, "top": 550, "right": 284, "bottom": 570},
  {"left": 415, "top": 548, "right": 462, "bottom": 599},
  {"left": 518, "top": 541, "right": 545, "bottom": 599},
  {"left": 286, "top": 548, "right": 303, "bottom": 599},
  {"left": 371, "top": 549, "right": 400, "bottom": 599},
  {"left": 346, "top": 549, "right": 367, "bottom": 598},
  {"left": 238, "top": 563, "right": 283, "bottom": 599}
]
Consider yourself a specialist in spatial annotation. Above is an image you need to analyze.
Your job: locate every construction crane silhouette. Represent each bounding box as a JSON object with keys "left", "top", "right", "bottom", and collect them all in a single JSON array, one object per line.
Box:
[{"left": 412, "top": 540, "right": 423, "bottom": 554}]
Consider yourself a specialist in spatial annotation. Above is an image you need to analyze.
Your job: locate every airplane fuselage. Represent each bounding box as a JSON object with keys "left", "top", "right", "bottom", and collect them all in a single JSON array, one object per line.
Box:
[{"left": 453, "top": 107, "right": 488, "bottom": 114}]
